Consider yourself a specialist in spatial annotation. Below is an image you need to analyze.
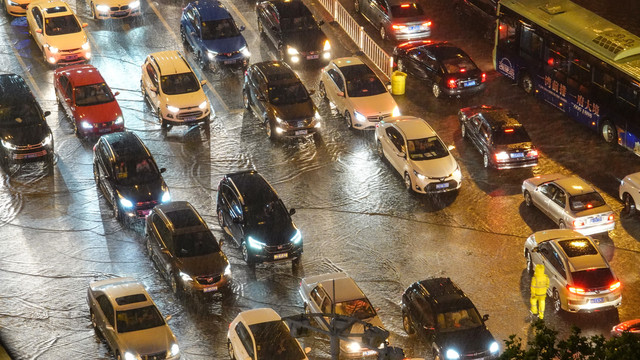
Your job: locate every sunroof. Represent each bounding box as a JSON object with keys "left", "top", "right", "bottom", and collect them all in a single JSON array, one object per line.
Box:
[{"left": 115, "top": 293, "right": 147, "bottom": 306}]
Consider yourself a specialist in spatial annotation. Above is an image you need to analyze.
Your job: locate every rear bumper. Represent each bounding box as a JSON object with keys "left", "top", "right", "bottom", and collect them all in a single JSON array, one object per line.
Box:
[
  {"left": 443, "top": 82, "right": 486, "bottom": 97},
  {"left": 494, "top": 158, "right": 538, "bottom": 170},
  {"left": 573, "top": 221, "right": 615, "bottom": 235},
  {"left": 566, "top": 294, "right": 622, "bottom": 313}
]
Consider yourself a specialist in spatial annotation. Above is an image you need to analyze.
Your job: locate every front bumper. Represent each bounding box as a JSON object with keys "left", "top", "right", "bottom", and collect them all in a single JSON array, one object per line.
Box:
[
  {"left": 183, "top": 273, "right": 230, "bottom": 295},
  {"left": 123, "top": 200, "right": 160, "bottom": 219},
  {"left": 1, "top": 144, "right": 53, "bottom": 164},
  {"left": 412, "top": 175, "right": 461, "bottom": 194},
  {"left": 248, "top": 244, "right": 303, "bottom": 264},
  {"left": 443, "top": 82, "right": 486, "bottom": 97},
  {"left": 352, "top": 112, "right": 394, "bottom": 130},
  {"left": 45, "top": 47, "right": 91, "bottom": 65},
  {"left": 162, "top": 107, "right": 211, "bottom": 126},
  {"left": 78, "top": 121, "right": 124, "bottom": 136},
  {"left": 94, "top": 4, "right": 141, "bottom": 19},
  {"left": 208, "top": 53, "right": 249, "bottom": 69},
  {"left": 285, "top": 50, "right": 331, "bottom": 65},
  {"left": 5, "top": 0, "right": 29, "bottom": 16}
]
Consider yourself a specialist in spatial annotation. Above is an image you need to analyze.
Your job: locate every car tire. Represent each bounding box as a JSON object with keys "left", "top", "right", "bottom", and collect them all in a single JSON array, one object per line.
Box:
[
  {"left": 197, "top": 51, "right": 207, "bottom": 70},
  {"left": 520, "top": 72, "right": 533, "bottom": 95},
  {"left": 318, "top": 81, "right": 327, "bottom": 100},
  {"left": 483, "top": 152, "right": 489, "bottom": 168},
  {"left": 354, "top": 0, "right": 360, "bottom": 13},
  {"left": 344, "top": 110, "right": 353, "bottom": 129},
  {"left": 526, "top": 250, "right": 534, "bottom": 276},
  {"left": 242, "top": 89, "right": 250, "bottom": 109},
  {"left": 432, "top": 83, "right": 442, "bottom": 98},
  {"left": 258, "top": 20, "right": 264, "bottom": 35},
  {"left": 376, "top": 140, "right": 384, "bottom": 159},
  {"left": 146, "top": 236, "right": 153, "bottom": 256},
  {"left": 623, "top": 193, "right": 636, "bottom": 217},
  {"left": 402, "top": 310, "right": 415, "bottom": 335},
  {"left": 553, "top": 289, "right": 562, "bottom": 313},
  {"left": 228, "top": 339, "right": 235, "bottom": 359},
  {"left": 404, "top": 172, "right": 412, "bottom": 192},
  {"left": 266, "top": 120, "right": 276, "bottom": 140},
  {"left": 524, "top": 190, "right": 533, "bottom": 207},
  {"left": 397, "top": 58, "right": 405, "bottom": 72},
  {"left": 601, "top": 120, "right": 616, "bottom": 144},
  {"left": 180, "top": 26, "right": 189, "bottom": 49},
  {"left": 112, "top": 197, "right": 122, "bottom": 221},
  {"left": 116, "top": 352, "right": 122, "bottom": 360},
  {"left": 461, "top": 123, "right": 466, "bottom": 138},
  {"left": 157, "top": 108, "right": 168, "bottom": 129},
  {"left": 93, "top": 163, "right": 99, "bottom": 187},
  {"left": 292, "top": 256, "right": 301, "bottom": 269},
  {"left": 278, "top": 44, "right": 286, "bottom": 61},
  {"left": 241, "top": 241, "right": 253, "bottom": 265},
  {"left": 170, "top": 273, "right": 183, "bottom": 297}
]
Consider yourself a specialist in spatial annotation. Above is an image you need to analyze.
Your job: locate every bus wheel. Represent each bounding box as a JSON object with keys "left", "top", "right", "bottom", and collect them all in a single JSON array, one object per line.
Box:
[
  {"left": 520, "top": 73, "right": 533, "bottom": 94},
  {"left": 601, "top": 120, "right": 616, "bottom": 144}
]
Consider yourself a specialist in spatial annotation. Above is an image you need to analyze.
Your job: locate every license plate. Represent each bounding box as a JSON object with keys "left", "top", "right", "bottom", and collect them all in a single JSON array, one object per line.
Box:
[
  {"left": 65, "top": 55, "right": 78, "bottom": 60},
  {"left": 14, "top": 150, "right": 46, "bottom": 159},
  {"left": 99, "top": 127, "right": 111, "bottom": 133},
  {"left": 184, "top": 117, "right": 196, "bottom": 121},
  {"left": 590, "top": 216, "right": 602, "bottom": 223},
  {"left": 274, "top": 253, "right": 288, "bottom": 260},
  {"left": 590, "top": 297, "right": 604, "bottom": 303},
  {"left": 203, "top": 286, "right": 218, "bottom": 293},
  {"left": 362, "top": 350, "right": 377, "bottom": 356},
  {"left": 510, "top": 152, "right": 524, "bottom": 158},
  {"left": 408, "top": 25, "right": 420, "bottom": 31},
  {"left": 462, "top": 80, "right": 477, "bottom": 87},
  {"left": 114, "top": 11, "right": 127, "bottom": 15},
  {"left": 294, "top": 130, "right": 308, "bottom": 136},
  {"left": 223, "top": 60, "right": 236, "bottom": 65},
  {"left": 436, "top": 183, "right": 450, "bottom": 189},
  {"left": 306, "top": 54, "right": 319, "bottom": 60}
]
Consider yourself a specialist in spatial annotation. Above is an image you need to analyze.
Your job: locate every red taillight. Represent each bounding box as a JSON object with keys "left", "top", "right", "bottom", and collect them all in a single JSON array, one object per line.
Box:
[
  {"left": 447, "top": 79, "right": 457, "bottom": 88},
  {"left": 567, "top": 285, "right": 585, "bottom": 295},
  {"left": 572, "top": 219, "right": 585, "bottom": 228},
  {"left": 547, "top": 57, "right": 554, "bottom": 66},
  {"left": 392, "top": 24, "right": 406, "bottom": 30},
  {"left": 400, "top": 3, "right": 410, "bottom": 7},
  {"left": 586, "top": 204, "right": 593, "bottom": 209},
  {"left": 481, "top": 73, "right": 487, "bottom": 82},
  {"left": 499, "top": 25, "right": 503, "bottom": 30},
  {"left": 504, "top": 128, "right": 514, "bottom": 133},
  {"left": 460, "top": 68, "right": 466, "bottom": 73},
  {"left": 527, "top": 149, "right": 538, "bottom": 157},
  {"left": 608, "top": 214, "right": 615, "bottom": 221},
  {"left": 422, "top": 21, "right": 432, "bottom": 27},
  {"left": 610, "top": 281, "right": 621, "bottom": 291}
]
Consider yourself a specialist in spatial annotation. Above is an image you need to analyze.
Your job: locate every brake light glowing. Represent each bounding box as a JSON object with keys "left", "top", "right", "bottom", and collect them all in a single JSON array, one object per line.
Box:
[
  {"left": 447, "top": 79, "right": 457, "bottom": 88},
  {"left": 504, "top": 128, "right": 514, "bottom": 133},
  {"left": 527, "top": 149, "right": 538, "bottom": 157},
  {"left": 567, "top": 285, "right": 585, "bottom": 295},
  {"left": 481, "top": 73, "right": 486, "bottom": 82},
  {"left": 572, "top": 219, "right": 585, "bottom": 228},
  {"left": 392, "top": 24, "right": 406, "bottom": 30},
  {"left": 608, "top": 214, "right": 614, "bottom": 221},
  {"left": 400, "top": 3, "right": 410, "bottom": 7},
  {"left": 495, "top": 152, "right": 509, "bottom": 161},
  {"left": 422, "top": 21, "right": 432, "bottom": 27},
  {"left": 499, "top": 25, "right": 503, "bottom": 30},
  {"left": 460, "top": 68, "right": 466, "bottom": 73},
  {"left": 547, "top": 57, "right": 554, "bottom": 66},
  {"left": 610, "top": 281, "right": 621, "bottom": 291},
  {"left": 586, "top": 204, "right": 593, "bottom": 209}
]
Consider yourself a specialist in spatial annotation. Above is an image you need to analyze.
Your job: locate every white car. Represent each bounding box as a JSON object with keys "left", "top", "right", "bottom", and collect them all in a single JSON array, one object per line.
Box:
[
  {"left": 141, "top": 50, "right": 212, "bottom": 130},
  {"left": 318, "top": 57, "right": 399, "bottom": 130},
  {"left": 522, "top": 174, "right": 615, "bottom": 235},
  {"left": 619, "top": 172, "right": 640, "bottom": 216},
  {"left": 87, "top": 277, "right": 180, "bottom": 360},
  {"left": 299, "top": 272, "right": 385, "bottom": 358},
  {"left": 375, "top": 116, "right": 461, "bottom": 194},
  {"left": 26, "top": 0, "right": 90, "bottom": 65},
  {"left": 89, "top": 0, "right": 141, "bottom": 19},
  {"left": 227, "top": 308, "right": 309, "bottom": 360}
]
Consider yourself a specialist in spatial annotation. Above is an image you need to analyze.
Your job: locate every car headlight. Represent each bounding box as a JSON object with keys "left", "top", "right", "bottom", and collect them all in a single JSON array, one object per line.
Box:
[
  {"left": 287, "top": 46, "right": 299, "bottom": 55},
  {"left": 240, "top": 45, "right": 250, "bottom": 57},
  {"left": 1, "top": 139, "right": 17, "bottom": 150},
  {"left": 495, "top": 151, "right": 509, "bottom": 161},
  {"left": 354, "top": 111, "right": 367, "bottom": 123},
  {"left": 452, "top": 165, "right": 461, "bottom": 180},
  {"left": 346, "top": 341, "right": 361, "bottom": 353},
  {"left": 323, "top": 40, "right": 331, "bottom": 51},
  {"left": 290, "top": 229, "right": 301, "bottom": 244},
  {"left": 207, "top": 50, "right": 217, "bottom": 60},
  {"left": 42, "top": 133, "right": 53, "bottom": 147},
  {"left": 445, "top": 349, "right": 460, "bottom": 359},
  {"left": 161, "top": 191, "right": 171, "bottom": 203},
  {"left": 47, "top": 45, "right": 59, "bottom": 54},
  {"left": 96, "top": 4, "right": 110, "bottom": 12},
  {"left": 489, "top": 341, "right": 499, "bottom": 353},
  {"left": 179, "top": 272, "right": 192, "bottom": 282},
  {"left": 129, "top": 0, "right": 140, "bottom": 8},
  {"left": 392, "top": 106, "right": 400, "bottom": 117},
  {"left": 170, "top": 343, "right": 180, "bottom": 357},
  {"left": 413, "top": 170, "right": 426, "bottom": 181},
  {"left": 81, "top": 42, "right": 90, "bottom": 50},
  {"left": 119, "top": 196, "right": 134, "bottom": 209},
  {"left": 166, "top": 105, "right": 179, "bottom": 113},
  {"left": 80, "top": 121, "right": 93, "bottom": 129},
  {"left": 115, "top": 116, "right": 124, "bottom": 125},
  {"left": 198, "top": 101, "right": 208, "bottom": 110},
  {"left": 8, "top": 0, "right": 18, "bottom": 5},
  {"left": 248, "top": 236, "right": 265, "bottom": 249},
  {"left": 275, "top": 117, "right": 284, "bottom": 124},
  {"left": 224, "top": 264, "right": 231, "bottom": 276}
]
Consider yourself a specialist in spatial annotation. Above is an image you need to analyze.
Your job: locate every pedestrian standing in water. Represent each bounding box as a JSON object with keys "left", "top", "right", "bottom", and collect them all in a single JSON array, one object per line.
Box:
[{"left": 530, "top": 263, "right": 550, "bottom": 320}]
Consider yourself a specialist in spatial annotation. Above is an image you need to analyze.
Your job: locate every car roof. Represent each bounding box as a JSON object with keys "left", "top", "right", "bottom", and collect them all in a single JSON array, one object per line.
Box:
[
  {"left": 32, "top": 0, "right": 73, "bottom": 15},
  {"left": 90, "top": 277, "right": 155, "bottom": 310},
  {"left": 149, "top": 51, "right": 192, "bottom": 75},
  {"left": 153, "top": 201, "right": 207, "bottom": 232},
  {"left": 252, "top": 61, "right": 299, "bottom": 84},
  {"left": 415, "top": 277, "right": 475, "bottom": 312},
  {"left": 477, "top": 108, "right": 522, "bottom": 129},
  {"left": 552, "top": 176, "right": 596, "bottom": 196},
  {"left": 316, "top": 276, "right": 366, "bottom": 303},
  {"left": 389, "top": 117, "right": 437, "bottom": 140},
  {"left": 552, "top": 237, "right": 608, "bottom": 272},
  {"left": 101, "top": 131, "right": 151, "bottom": 160},
  {"left": 190, "top": 0, "right": 231, "bottom": 20},
  {"left": 267, "top": 0, "right": 312, "bottom": 17},
  {"left": 237, "top": 308, "right": 281, "bottom": 326},
  {"left": 332, "top": 57, "right": 364, "bottom": 69},
  {"left": 56, "top": 64, "right": 106, "bottom": 87},
  {"left": 0, "top": 74, "right": 35, "bottom": 105},
  {"left": 224, "top": 170, "right": 279, "bottom": 205},
  {"left": 403, "top": 41, "right": 466, "bottom": 59}
]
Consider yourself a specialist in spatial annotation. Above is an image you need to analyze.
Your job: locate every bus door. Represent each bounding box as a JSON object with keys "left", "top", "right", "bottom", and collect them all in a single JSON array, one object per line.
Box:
[
  {"left": 541, "top": 39, "right": 570, "bottom": 113},
  {"left": 616, "top": 81, "right": 640, "bottom": 153},
  {"left": 565, "top": 55, "right": 597, "bottom": 128}
]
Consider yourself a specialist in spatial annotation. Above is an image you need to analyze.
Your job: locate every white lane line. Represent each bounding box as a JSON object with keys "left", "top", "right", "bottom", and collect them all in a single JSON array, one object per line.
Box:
[
  {"left": 224, "top": 1, "right": 253, "bottom": 32},
  {"left": 10, "top": 43, "right": 43, "bottom": 99}
]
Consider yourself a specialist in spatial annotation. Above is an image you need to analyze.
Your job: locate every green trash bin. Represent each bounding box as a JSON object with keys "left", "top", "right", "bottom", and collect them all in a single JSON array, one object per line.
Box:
[{"left": 391, "top": 70, "right": 407, "bottom": 95}]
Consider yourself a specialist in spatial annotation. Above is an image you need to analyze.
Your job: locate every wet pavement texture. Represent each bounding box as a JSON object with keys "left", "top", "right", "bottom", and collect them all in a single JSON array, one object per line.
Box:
[{"left": 2, "top": 0, "right": 640, "bottom": 359}]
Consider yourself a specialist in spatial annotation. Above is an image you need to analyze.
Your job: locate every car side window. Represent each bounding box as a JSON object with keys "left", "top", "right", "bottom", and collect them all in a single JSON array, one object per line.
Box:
[
  {"left": 539, "top": 243, "right": 566, "bottom": 279},
  {"left": 32, "top": 8, "right": 43, "bottom": 29},
  {"left": 321, "top": 296, "right": 332, "bottom": 313},
  {"left": 96, "top": 295, "right": 114, "bottom": 326},
  {"left": 327, "top": 69, "right": 345, "bottom": 92},
  {"left": 188, "top": 9, "right": 198, "bottom": 30},
  {"left": 552, "top": 188, "right": 566, "bottom": 208},
  {"left": 311, "top": 287, "right": 323, "bottom": 306},
  {"left": 146, "top": 63, "right": 158, "bottom": 88},
  {"left": 539, "top": 184, "right": 555, "bottom": 199},
  {"left": 422, "top": 51, "right": 438, "bottom": 70},
  {"left": 470, "top": 115, "right": 481, "bottom": 130},
  {"left": 408, "top": 49, "right": 428, "bottom": 62},
  {"left": 480, "top": 123, "right": 491, "bottom": 143},
  {"left": 266, "top": 4, "right": 279, "bottom": 26},
  {"left": 58, "top": 76, "right": 72, "bottom": 99},
  {"left": 220, "top": 184, "right": 233, "bottom": 206},
  {"left": 385, "top": 127, "right": 405, "bottom": 153},
  {"left": 416, "top": 297, "right": 435, "bottom": 326},
  {"left": 235, "top": 323, "right": 255, "bottom": 358},
  {"left": 230, "top": 194, "right": 243, "bottom": 222},
  {"left": 372, "top": 0, "right": 388, "bottom": 15},
  {"left": 153, "top": 216, "right": 173, "bottom": 251}
]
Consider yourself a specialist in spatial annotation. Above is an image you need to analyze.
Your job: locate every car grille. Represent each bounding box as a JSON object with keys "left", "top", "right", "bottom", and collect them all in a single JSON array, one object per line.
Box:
[
  {"left": 196, "top": 274, "right": 222, "bottom": 285},
  {"left": 425, "top": 180, "right": 458, "bottom": 192},
  {"left": 177, "top": 110, "right": 203, "bottom": 120},
  {"left": 460, "top": 349, "right": 491, "bottom": 359},
  {"left": 221, "top": 50, "right": 240, "bottom": 58},
  {"left": 366, "top": 113, "right": 392, "bottom": 122},
  {"left": 141, "top": 351, "right": 166, "bottom": 360},
  {"left": 12, "top": 143, "right": 45, "bottom": 151},
  {"left": 136, "top": 200, "right": 158, "bottom": 209},
  {"left": 19, "top": 3, "right": 28, "bottom": 9},
  {"left": 111, "top": 5, "right": 129, "bottom": 10},
  {"left": 92, "top": 121, "right": 113, "bottom": 128},
  {"left": 265, "top": 243, "right": 293, "bottom": 254},
  {"left": 61, "top": 48, "right": 81, "bottom": 53},
  {"left": 286, "top": 118, "right": 313, "bottom": 128}
]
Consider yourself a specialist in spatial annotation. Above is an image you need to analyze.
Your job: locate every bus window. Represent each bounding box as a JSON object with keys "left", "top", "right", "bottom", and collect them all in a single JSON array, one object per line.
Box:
[
  {"left": 593, "top": 66, "right": 615, "bottom": 93},
  {"left": 498, "top": 18, "right": 516, "bottom": 47},
  {"left": 617, "top": 81, "right": 638, "bottom": 108},
  {"left": 519, "top": 25, "right": 543, "bottom": 59},
  {"left": 568, "top": 57, "right": 591, "bottom": 93}
]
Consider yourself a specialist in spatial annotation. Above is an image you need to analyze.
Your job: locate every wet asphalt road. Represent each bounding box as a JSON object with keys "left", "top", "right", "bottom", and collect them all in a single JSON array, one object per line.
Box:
[{"left": 2, "top": 0, "right": 640, "bottom": 359}]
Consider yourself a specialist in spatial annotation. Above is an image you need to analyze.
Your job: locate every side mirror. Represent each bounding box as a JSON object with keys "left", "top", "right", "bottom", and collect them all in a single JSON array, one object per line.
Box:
[
  {"left": 160, "top": 168, "right": 166, "bottom": 173},
  {"left": 448, "top": 144, "right": 455, "bottom": 151},
  {"left": 149, "top": 86, "right": 158, "bottom": 93},
  {"left": 113, "top": 91, "right": 120, "bottom": 97},
  {"left": 105, "top": 324, "right": 114, "bottom": 332},
  {"left": 82, "top": 23, "right": 89, "bottom": 28},
  {"left": 200, "top": 79, "right": 207, "bottom": 86},
  {"left": 318, "top": 20, "right": 325, "bottom": 26},
  {"left": 482, "top": 314, "right": 490, "bottom": 322},
  {"left": 36, "top": 29, "right": 42, "bottom": 34},
  {"left": 337, "top": 91, "right": 344, "bottom": 97},
  {"left": 43, "top": 110, "right": 51, "bottom": 117},
  {"left": 289, "top": 208, "right": 296, "bottom": 216},
  {"left": 308, "top": 89, "right": 316, "bottom": 96},
  {"left": 305, "top": 347, "right": 311, "bottom": 354},
  {"left": 165, "top": 315, "right": 172, "bottom": 322},
  {"left": 239, "top": 25, "right": 246, "bottom": 31},
  {"left": 398, "top": 152, "right": 406, "bottom": 158}
]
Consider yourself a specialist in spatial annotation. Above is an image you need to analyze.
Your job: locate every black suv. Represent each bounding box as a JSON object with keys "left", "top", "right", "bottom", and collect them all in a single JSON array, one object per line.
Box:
[
  {"left": 458, "top": 105, "right": 538, "bottom": 169},
  {"left": 0, "top": 74, "right": 54, "bottom": 172},
  {"left": 146, "top": 201, "right": 231, "bottom": 297},
  {"left": 93, "top": 131, "right": 170, "bottom": 222},
  {"left": 216, "top": 170, "right": 302, "bottom": 268},
  {"left": 243, "top": 61, "right": 320, "bottom": 140},
  {"left": 256, "top": 0, "right": 330, "bottom": 65},
  {"left": 401, "top": 278, "right": 499, "bottom": 360}
]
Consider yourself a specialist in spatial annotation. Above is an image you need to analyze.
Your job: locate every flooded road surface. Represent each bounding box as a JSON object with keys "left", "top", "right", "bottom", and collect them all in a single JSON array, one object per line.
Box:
[{"left": 1, "top": 0, "right": 640, "bottom": 359}]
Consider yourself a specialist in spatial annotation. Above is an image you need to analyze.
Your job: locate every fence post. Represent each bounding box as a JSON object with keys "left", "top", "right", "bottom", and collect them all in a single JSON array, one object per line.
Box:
[
  {"left": 389, "top": 57, "right": 394, "bottom": 78},
  {"left": 359, "top": 26, "right": 364, "bottom": 50},
  {"left": 334, "top": 0, "right": 338, "bottom": 22}
]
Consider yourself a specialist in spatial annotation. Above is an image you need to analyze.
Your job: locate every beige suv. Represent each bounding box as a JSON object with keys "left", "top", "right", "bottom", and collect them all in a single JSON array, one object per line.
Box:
[
  {"left": 141, "top": 51, "right": 212, "bottom": 130},
  {"left": 524, "top": 229, "right": 622, "bottom": 314}
]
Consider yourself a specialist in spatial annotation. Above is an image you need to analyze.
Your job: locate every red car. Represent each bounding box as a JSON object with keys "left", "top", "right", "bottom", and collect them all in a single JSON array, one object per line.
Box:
[{"left": 53, "top": 64, "right": 124, "bottom": 137}]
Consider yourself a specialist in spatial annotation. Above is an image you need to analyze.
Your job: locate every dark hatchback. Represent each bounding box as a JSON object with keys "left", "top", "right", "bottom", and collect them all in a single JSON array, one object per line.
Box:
[
  {"left": 93, "top": 131, "right": 170, "bottom": 222},
  {"left": 146, "top": 201, "right": 231, "bottom": 297},
  {"left": 459, "top": 105, "right": 538, "bottom": 169},
  {"left": 402, "top": 278, "right": 499, "bottom": 360},
  {"left": 256, "top": 0, "right": 330, "bottom": 65},
  {"left": 0, "top": 74, "right": 54, "bottom": 172},
  {"left": 243, "top": 61, "right": 320, "bottom": 140},
  {"left": 393, "top": 41, "right": 486, "bottom": 98},
  {"left": 216, "top": 170, "right": 302, "bottom": 268}
]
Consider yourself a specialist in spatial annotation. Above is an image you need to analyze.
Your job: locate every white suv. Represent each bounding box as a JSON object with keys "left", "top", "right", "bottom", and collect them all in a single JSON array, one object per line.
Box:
[{"left": 141, "top": 51, "right": 212, "bottom": 130}]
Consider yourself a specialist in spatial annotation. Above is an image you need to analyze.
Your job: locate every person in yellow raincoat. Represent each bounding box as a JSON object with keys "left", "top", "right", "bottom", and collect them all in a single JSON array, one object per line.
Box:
[{"left": 530, "top": 263, "right": 550, "bottom": 319}]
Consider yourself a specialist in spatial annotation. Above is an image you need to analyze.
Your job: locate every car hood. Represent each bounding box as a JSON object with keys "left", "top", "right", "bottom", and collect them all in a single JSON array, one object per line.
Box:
[
  {"left": 525, "top": 173, "right": 565, "bottom": 187},
  {"left": 74, "top": 101, "right": 122, "bottom": 124},
  {"left": 346, "top": 316, "right": 384, "bottom": 340},
  {"left": 45, "top": 31, "right": 87, "bottom": 51},
  {"left": 283, "top": 29, "right": 326, "bottom": 52},
  {"left": 349, "top": 93, "right": 397, "bottom": 116},
  {"left": 245, "top": 221, "right": 296, "bottom": 246},
  {"left": 622, "top": 172, "right": 640, "bottom": 188},
  {"left": 176, "top": 251, "right": 228, "bottom": 276},
  {"left": 115, "top": 179, "right": 166, "bottom": 203},
  {"left": 163, "top": 90, "right": 207, "bottom": 109},
  {"left": 95, "top": 0, "right": 135, "bottom": 6},
  {"left": 203, "top": 36, "right": 247, "bottom": 54},
  {"left": 494, "top": 142, "right": 534, "bottom": 152},
  {"left": 435, "top": 326, "right": 495, "bottom": 356},
  {"left": 119, "top": 325, "right": 175, "bottom": 356},
  {"left": 411, "top": 155, "right": 457, "bottom": 179},
  {"left": 271, "top": 101, "right": 315, "bottom": 121},
  {"left": 0, "top": 123, "right": 50, "bottom": 147}
]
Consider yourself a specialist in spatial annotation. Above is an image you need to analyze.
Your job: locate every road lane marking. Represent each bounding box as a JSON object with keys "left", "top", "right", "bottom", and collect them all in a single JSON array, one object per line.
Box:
[
  {"left": 224, "top": 1, "right": 253, "bottom": 32},
  {"left": 10, "top": 42, "right": 43, "bottom": 99},
  {"left": 86, "top": 31, "right": 102, "bottom": 58}
]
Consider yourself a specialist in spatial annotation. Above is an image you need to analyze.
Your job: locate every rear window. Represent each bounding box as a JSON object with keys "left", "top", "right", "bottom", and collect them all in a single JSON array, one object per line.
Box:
[
  {"left": 569, "top": 192, "right": 606, "bottom": 211},
  {"left": 442, "top": 54, "right": 478, "bottom": 74},
  {"left": 165, "top": 209, "right": 203, "bottom": 229},
  {"left": 492, "top": 127, "right": 531, "bottom": 145},
  {"left": 390, "top": 3, "right": 425, "bottom": 18},
  {"left": 571, "top": 268, "right": 615, "bottom": 289},
  {"left": 557, "top": 239, "right": 598, "bottom": 257}
]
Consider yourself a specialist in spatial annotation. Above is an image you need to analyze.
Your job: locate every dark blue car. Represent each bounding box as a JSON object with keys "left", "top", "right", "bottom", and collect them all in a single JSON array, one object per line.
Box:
[{"left": 180, "top": 0, "right": 250, "bottom": 71}]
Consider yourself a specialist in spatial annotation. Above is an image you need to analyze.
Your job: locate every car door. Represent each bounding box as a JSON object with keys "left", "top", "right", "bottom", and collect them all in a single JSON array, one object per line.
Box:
[
  {"left": 142, "top": 60, "right": 160, "bottom": 110},
  {"left": 326, "top": 68, "right": 346, "bottom": 112},
  {"left": 96, "top": 295, "right": 119, "bottom": 352},
  {"left": 308, "top": 286, "right": 324, "bottom": 314},
  {"left": 533, "top": 183, "right": 556, "bottom": 217},
  {"left": 477, "top": 120, "right": 492, "bottom": 158},
  {"left": 149, "top": 214, "right": 174, "bottom": 279},
  {"left": 466, "top": 115, "right": 484, "bottom": 153},
  {"left": 414, "top": 296, "right": 437, "bottom": 340},
  {"left": 96, "top": 142, "right": 116, "bottom": 202},
  {"left": 406, "top": 49, "right": 428, "bottom": 79},
  {"left": 30, "top": 7, "right": 45, "bottom": 49},
  {"left": 384, "top": 126, "right": 407, "bottom": 174},
  {"left": 252, "top": 72, "right": 269, "bottom": 121},
  {"left": 56, "top": 75, "right": 74, "bottom": 120},
  {"left": 546, "top": 185, "right": 568, "bottom": 225},
  {"left": 232, "top": 322, "right": 255, "bottom": 360},
  {"left": 537, "top": 242, "right": 567, "bottom": 296},
  {"left": 184, "top": 8, "right": 201, "bottom": 53},
  {"left": 422, "top": 51, "right": 441, "bottom": 86},
  {"left": 263, "top": 4, "right": 281, "bottom": 50}
]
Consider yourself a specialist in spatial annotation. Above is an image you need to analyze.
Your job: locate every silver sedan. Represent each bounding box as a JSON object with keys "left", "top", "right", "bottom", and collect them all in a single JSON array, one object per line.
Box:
[{"left": 522, "top": 174, "right": 614, "bottom": 235}]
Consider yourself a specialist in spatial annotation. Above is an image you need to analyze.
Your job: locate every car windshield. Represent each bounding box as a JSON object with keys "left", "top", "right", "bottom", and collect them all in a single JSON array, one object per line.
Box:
[
  {"left": 44, "top": 14, "right": 81, "bottom": 36},
  {"left": 436, "top": 308, "right": 483, "bottom": 332},
  {"left": 569, "top": 192, "right": 606, "bottom": 211},
  {"left": 557, "top": 239, "right": 598, "bottom": 258},
  {"left": 492, "top": 127, "right": 531, "bottom": 145},
  {"left": 407, "top": 137, "right": 449, "bottom": 160},
  {"left": 160, "top": 72, "right": 200, "bottom": 95},
  {"left": 343, "top": 65, "right": 386, "bottom": 97},
  {"left": 442, "top": 55, "right": 478, "bottom": 74},
  {"left": 116, "top": 305, "right": 165, "bottom": 333},
  {"left": 268, "top": 83, "right": 309, "bottom": 105},
  {"left": 174, "top": 231, "right": 220, "bottom": 257},
  {"left": 114, "top": 158, "right": 160, "bottom": 185},
  {"left": 249, "top": 320, "right": 306, "bottom": 359},
  {"left": 201, "top": 18, "right": 240, "bottom": 40},
  {"left": 281, "top": 15, "right": 317, "bottom": 31},
  {"left": 0, "top": 102, "right": 43, "bottom": 127},
  {"left": 246, "top": 200, "right": 289, "bottom": 225},
  {"left": 335, "top": 298, "right": 377, "bottom": 320},
  {"left": 74, "top": 83, "right": 114, "bottom": 106},
  {"left": 571, "top": 268, "right": 615, "bottom": 290},
  {"left": 390, "top": 3, "right": 425, "bottom": 18}
]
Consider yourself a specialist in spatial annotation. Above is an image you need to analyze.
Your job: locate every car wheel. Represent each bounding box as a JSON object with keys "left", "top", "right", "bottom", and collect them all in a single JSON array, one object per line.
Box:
[
  {"left": 157, "top": 108, "right": 168, "bottom": 129},
  {"left": 217, "top": 209, "right": 225, "bottom": 229},
  {"left": 241, "top": 241, "right": 255, "bottom": 267},
  {"left": 197, "top": 51, "right": 207, "bottom": 69},
  {"left": 404, "top": 172, "right": 412, "bottom": 192},
  {"left": 93, "top": 163, "right": 99, "bottom": 187},
  {"left": 265, "top": 120, "right": 276, "bottom": 140},
  {"left": 344, "top": 110, "right": 353, "bottom": 129},
  {"left": 524, "top": 190, "right": 533, "bottom": 207},
  {"left": 180, "top": 26, "right": 189, "bottom": 48},
  {"left": 376, "top": 140, "right": 384, "bottom": 159},
  {"left": 379, "top": 25, "right": 386, "bottom": 40},
  {"left": 432, "top": 83, "right": 442, "bottom": 98},
  {"left": 228, "top": 339, "right": 236, "bottom": 359},
  {"left": 483, "top": 152, "right": 489, "bottom": 168},
  {"left": 601, "top": 120, "right": 616, "bottom": 144},
  {"left": 526, "top": 251, "right": 534, "bottom": 276},
  {"left": 292, "top": 256, "right": 301, "bottom": 269},
  {"left": 116, "top": 352, "right": 122, "bottom": 360},
  {"left": 553, "top": 289, "right": 562, "bottom": 313},
  {"left": 304, "top": 303, "right": 310, "bottom": 314},
  {"left": 170, "top": 273, "right": 183, "bottom": 297},
  {"left": 112, "top": 198, "right": 122, "bottom": 221},
  {"left": 558, "top": 220, "right": 566, "bottom": 229},
  {"left": 242, "top": 89, "right": 250, "bottom": 109},
  {"left": 319, "top": 81, "right": 327, "bottom": 100},
  {"left": 397, "top": 58, "right": 405, "bottom": 72},
  {"left": 146, "top": 236, "right": 153, "bottom": 256},
  {"left": 520, "top": 72, "right": 533, "bottom": 94},
  {"left": 278, "top": 45, "right": 286, "bottom": 61},
  {"left": 461, "top": 123, "right": 466, "bottom": 138},
  {"left": 354, "top": 0, "right": 360, "bottom": 13},
  {"left": 623, "top": 193, "right": 636, "bottom": 217},
  {"left": 402, "top": 311, "right": 415, "bottom": 335}
]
